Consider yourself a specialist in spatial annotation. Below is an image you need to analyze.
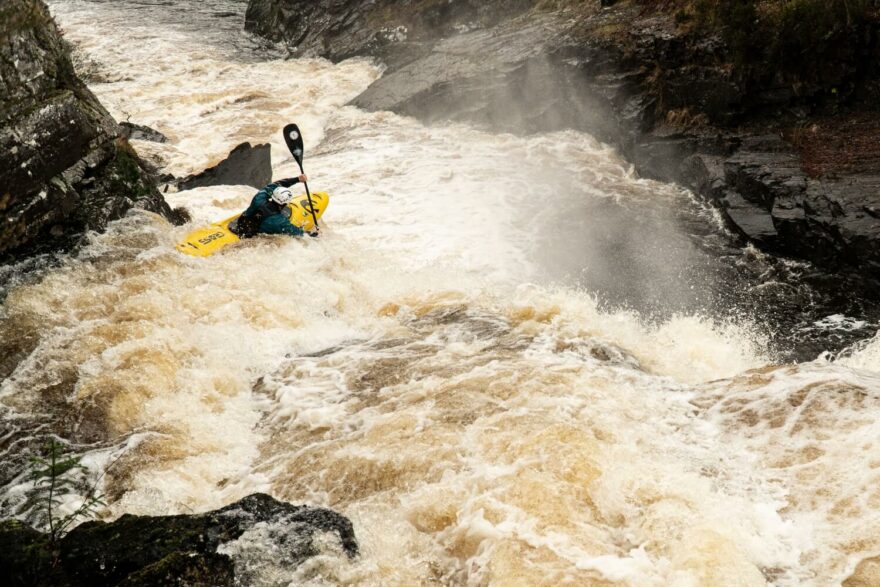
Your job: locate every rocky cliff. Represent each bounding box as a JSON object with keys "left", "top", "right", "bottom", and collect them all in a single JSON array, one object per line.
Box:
[
  {"left": 245, "top": 0, "right": 880, "bottom": 280},
  {"left": 0, "top": 0, "right": 173, "bottom": 260}
]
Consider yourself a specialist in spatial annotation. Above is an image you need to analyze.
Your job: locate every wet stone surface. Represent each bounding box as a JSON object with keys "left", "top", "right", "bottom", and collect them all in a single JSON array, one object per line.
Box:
[{"left": 0, "top": 493, "right": 357, "bottom": 587}]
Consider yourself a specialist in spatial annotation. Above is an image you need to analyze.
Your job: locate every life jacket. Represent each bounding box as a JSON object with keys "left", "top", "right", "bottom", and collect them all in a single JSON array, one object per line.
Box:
[{"left": 232, "top": 197, "right": 285, "bottom": 238}]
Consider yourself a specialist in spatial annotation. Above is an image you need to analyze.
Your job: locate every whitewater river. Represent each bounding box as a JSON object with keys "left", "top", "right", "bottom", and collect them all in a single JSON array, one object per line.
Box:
[{"left": 2, "top": 0, "right": 880, "bottom": 585}]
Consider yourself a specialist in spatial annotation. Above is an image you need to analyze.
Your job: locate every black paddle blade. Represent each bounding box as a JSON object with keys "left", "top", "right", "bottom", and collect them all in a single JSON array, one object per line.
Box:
[{"left": 283, "top": 123, "right": 304, "bottom": 169}]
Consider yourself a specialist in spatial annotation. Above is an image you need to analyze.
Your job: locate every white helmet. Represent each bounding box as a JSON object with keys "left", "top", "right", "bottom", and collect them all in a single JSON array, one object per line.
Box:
[{"left": 270, "top": 186, "right": 293, "bottom": 205}]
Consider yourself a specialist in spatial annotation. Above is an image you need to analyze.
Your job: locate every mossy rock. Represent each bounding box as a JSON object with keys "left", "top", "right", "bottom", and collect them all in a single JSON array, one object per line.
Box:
[
  {"left": 1, "top": 494, "right": 356, "bottom": 586},
  {"left": 0, "top": 520, "right": 67, "bottom": 587},
  {"left": 118, "top": 552, "right": 234, "bottom": 587}
]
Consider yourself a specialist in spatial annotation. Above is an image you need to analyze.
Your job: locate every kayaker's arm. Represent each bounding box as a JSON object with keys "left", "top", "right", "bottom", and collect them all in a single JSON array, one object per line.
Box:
[{"left": 275, "top": 174, "right": 308, "bottom": 188}]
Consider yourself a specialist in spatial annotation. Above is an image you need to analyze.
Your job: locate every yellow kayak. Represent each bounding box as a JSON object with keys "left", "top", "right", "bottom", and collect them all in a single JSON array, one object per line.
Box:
[{"left": 176, "top": 191, "right": 329, "bottom": 257}]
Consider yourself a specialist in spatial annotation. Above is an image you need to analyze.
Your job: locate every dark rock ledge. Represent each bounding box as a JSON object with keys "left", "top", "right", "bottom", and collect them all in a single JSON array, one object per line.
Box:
[
  {"left": 0, "top": 0, "right": 175, "bottom": 261},
  {"left": 245, "top": 0, "right": 880, "bottom": 282},
  {"left": 0, "top": 493, "right": 358, "bottom": 587},
  {"left": 176, "top": 142, "right": 273, "bottom": 191}
]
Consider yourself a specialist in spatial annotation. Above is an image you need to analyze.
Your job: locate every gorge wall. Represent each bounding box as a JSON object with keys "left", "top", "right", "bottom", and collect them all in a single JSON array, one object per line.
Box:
[
  {"left": 0, "top": 0, "right": 173, "bottom": 260},
  {"left": 246, "top": 0, "right": 880, "bottom": 281}
]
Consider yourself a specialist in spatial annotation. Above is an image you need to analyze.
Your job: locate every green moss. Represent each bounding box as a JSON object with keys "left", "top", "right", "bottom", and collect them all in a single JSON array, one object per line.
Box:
[
  {"left": 118, "top": 552, "right": 234, "bottom": 586},
  {"left": 594, "top": 22, "right": 626, "bottom": 39},
  {"left": 535, "top": 0, "right": 598, "bottom": 12},
  {"left": 110, "top": 140, "right": 155, "bottom": 201}
]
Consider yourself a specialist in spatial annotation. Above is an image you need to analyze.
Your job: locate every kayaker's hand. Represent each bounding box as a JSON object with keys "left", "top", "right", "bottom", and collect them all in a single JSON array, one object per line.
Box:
[
  {"left": 307, "top": 229, "right": 319, "bottom": 238},
  {"left": 298, "top": 174, "right": 308, "bottom": 183}
]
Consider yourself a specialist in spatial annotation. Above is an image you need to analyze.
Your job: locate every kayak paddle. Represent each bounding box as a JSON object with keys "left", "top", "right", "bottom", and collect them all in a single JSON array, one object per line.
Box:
[{"left": 283, "top": 123, "right": 320, "bottom": 234}]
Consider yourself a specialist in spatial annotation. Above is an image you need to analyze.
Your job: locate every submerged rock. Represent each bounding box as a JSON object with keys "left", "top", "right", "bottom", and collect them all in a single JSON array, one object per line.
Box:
[
  {"left": 0, "top": 493, "right": 357, "bottom": 587},
  {"left": 0, "top": 0, "right": 173, "bottom": 259},
  {"left": 177, "top": 142, "right": 272, "bottom": 190}
]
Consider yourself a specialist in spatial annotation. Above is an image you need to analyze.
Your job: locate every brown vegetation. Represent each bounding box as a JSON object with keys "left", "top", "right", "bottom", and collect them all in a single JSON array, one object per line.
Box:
[{"left": 785, "top": 112, "right": 880, "bottom": 178}]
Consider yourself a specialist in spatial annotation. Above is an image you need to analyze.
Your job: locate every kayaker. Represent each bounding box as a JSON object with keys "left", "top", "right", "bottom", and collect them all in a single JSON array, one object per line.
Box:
[{"left": 230, "top": 174, "right": 318, "bottom": 238}]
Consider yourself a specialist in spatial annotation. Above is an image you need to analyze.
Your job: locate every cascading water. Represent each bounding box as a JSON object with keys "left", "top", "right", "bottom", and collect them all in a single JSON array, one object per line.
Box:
[{"left": 2, "top": 0, "right": 880, "bottom": 585}]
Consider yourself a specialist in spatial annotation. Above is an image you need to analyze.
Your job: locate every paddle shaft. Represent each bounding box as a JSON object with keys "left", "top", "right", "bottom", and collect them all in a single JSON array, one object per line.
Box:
[{"left": 296, "top": 160, "right": 320, "bottom": 232}]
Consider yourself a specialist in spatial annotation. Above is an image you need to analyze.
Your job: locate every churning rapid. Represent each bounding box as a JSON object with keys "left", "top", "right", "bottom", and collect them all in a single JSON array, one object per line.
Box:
[{"left": 3, "top": 0, "right": 880, "bottom": 585}]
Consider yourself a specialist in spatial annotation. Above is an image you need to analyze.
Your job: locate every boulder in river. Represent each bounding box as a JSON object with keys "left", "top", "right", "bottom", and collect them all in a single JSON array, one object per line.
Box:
[
  {"left": 0, "top": 0, "right": 174, "bottom": 260},
  {"left": 0, "top": 493, "right": 358, "bottom": 587},
  {"left": 177, "top": 142, "right": 272, "bottom": 190}
]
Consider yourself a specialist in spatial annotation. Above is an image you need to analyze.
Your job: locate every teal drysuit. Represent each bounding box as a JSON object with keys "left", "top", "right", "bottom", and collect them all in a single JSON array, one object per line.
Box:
[{"left": 238, "top": 180, "right": 304, "bottom": 237}]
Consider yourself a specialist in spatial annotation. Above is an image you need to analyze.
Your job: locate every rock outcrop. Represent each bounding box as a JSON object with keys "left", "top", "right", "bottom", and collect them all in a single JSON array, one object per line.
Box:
[
  {"left": 245, "top": 0, "right": 535, "bottom": 69},
  {"left": 0, "top": 0, "right": 173, "bottom": 259},
  {"left": 245, "top": 0, "right": 880, "bottom": 280},
  {"left": 119, "top": 122, "right": 167, "bottom": 144},
  {"left": 0, "top": 493, "right": 358, "bottom": 587},
  {"left": 176, "top": 142, "right": 273, "bottom": 191}
]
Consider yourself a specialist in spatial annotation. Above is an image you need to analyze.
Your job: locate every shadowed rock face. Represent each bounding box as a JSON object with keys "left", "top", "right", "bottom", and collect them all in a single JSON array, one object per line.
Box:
[
  {"left": 177, "top": 142, "right": 273, "bottom": 190},
  {"left": 0, "top": 493, "right": 358, "bottom": 587},
  {"left": 245, "top": 0, "right": 535, "bottom": 69},
  {"left": 0, "top": 0, "right": 172, "bottom": 260},
  {"left": 245, "top": 0, "right": 880, "bottom": 282}
]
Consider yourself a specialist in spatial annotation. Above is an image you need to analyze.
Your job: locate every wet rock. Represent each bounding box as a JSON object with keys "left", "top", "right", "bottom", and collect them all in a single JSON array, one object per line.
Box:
[
  {"left": 0, "top": 493, "right": 357, "bottom": 587},
  {"left": 722, "top": 190, "right": 778, "bottom": 242},
  {"left": 118, "top": 552, "right": 234, "bottom": 587},
  {"left": 0, "top": 0, "right": 173, "bottom": 259},
  {"left": 245, "top": 0, "right": 535, "bottom": 70},
  {"left": 710, "top": 146, "right": 880, "bottom": 274},
  {"left": 119, "top": 122, "right": 168, "bottom": 143},
  {"left": 0, "top": 520, "right": 64, "bottom": 587},
  {"left": 677, "top": 138, "right": 880, "bottom": 276},
  {"left": 353, "top": 15, "right": 579, "bottom": 132},
  {"left": 631, "top": 130, "right": 736, "bottom": 183},
  {"left": 177, "top": 142, "right": 272, "bottom": 190}
]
